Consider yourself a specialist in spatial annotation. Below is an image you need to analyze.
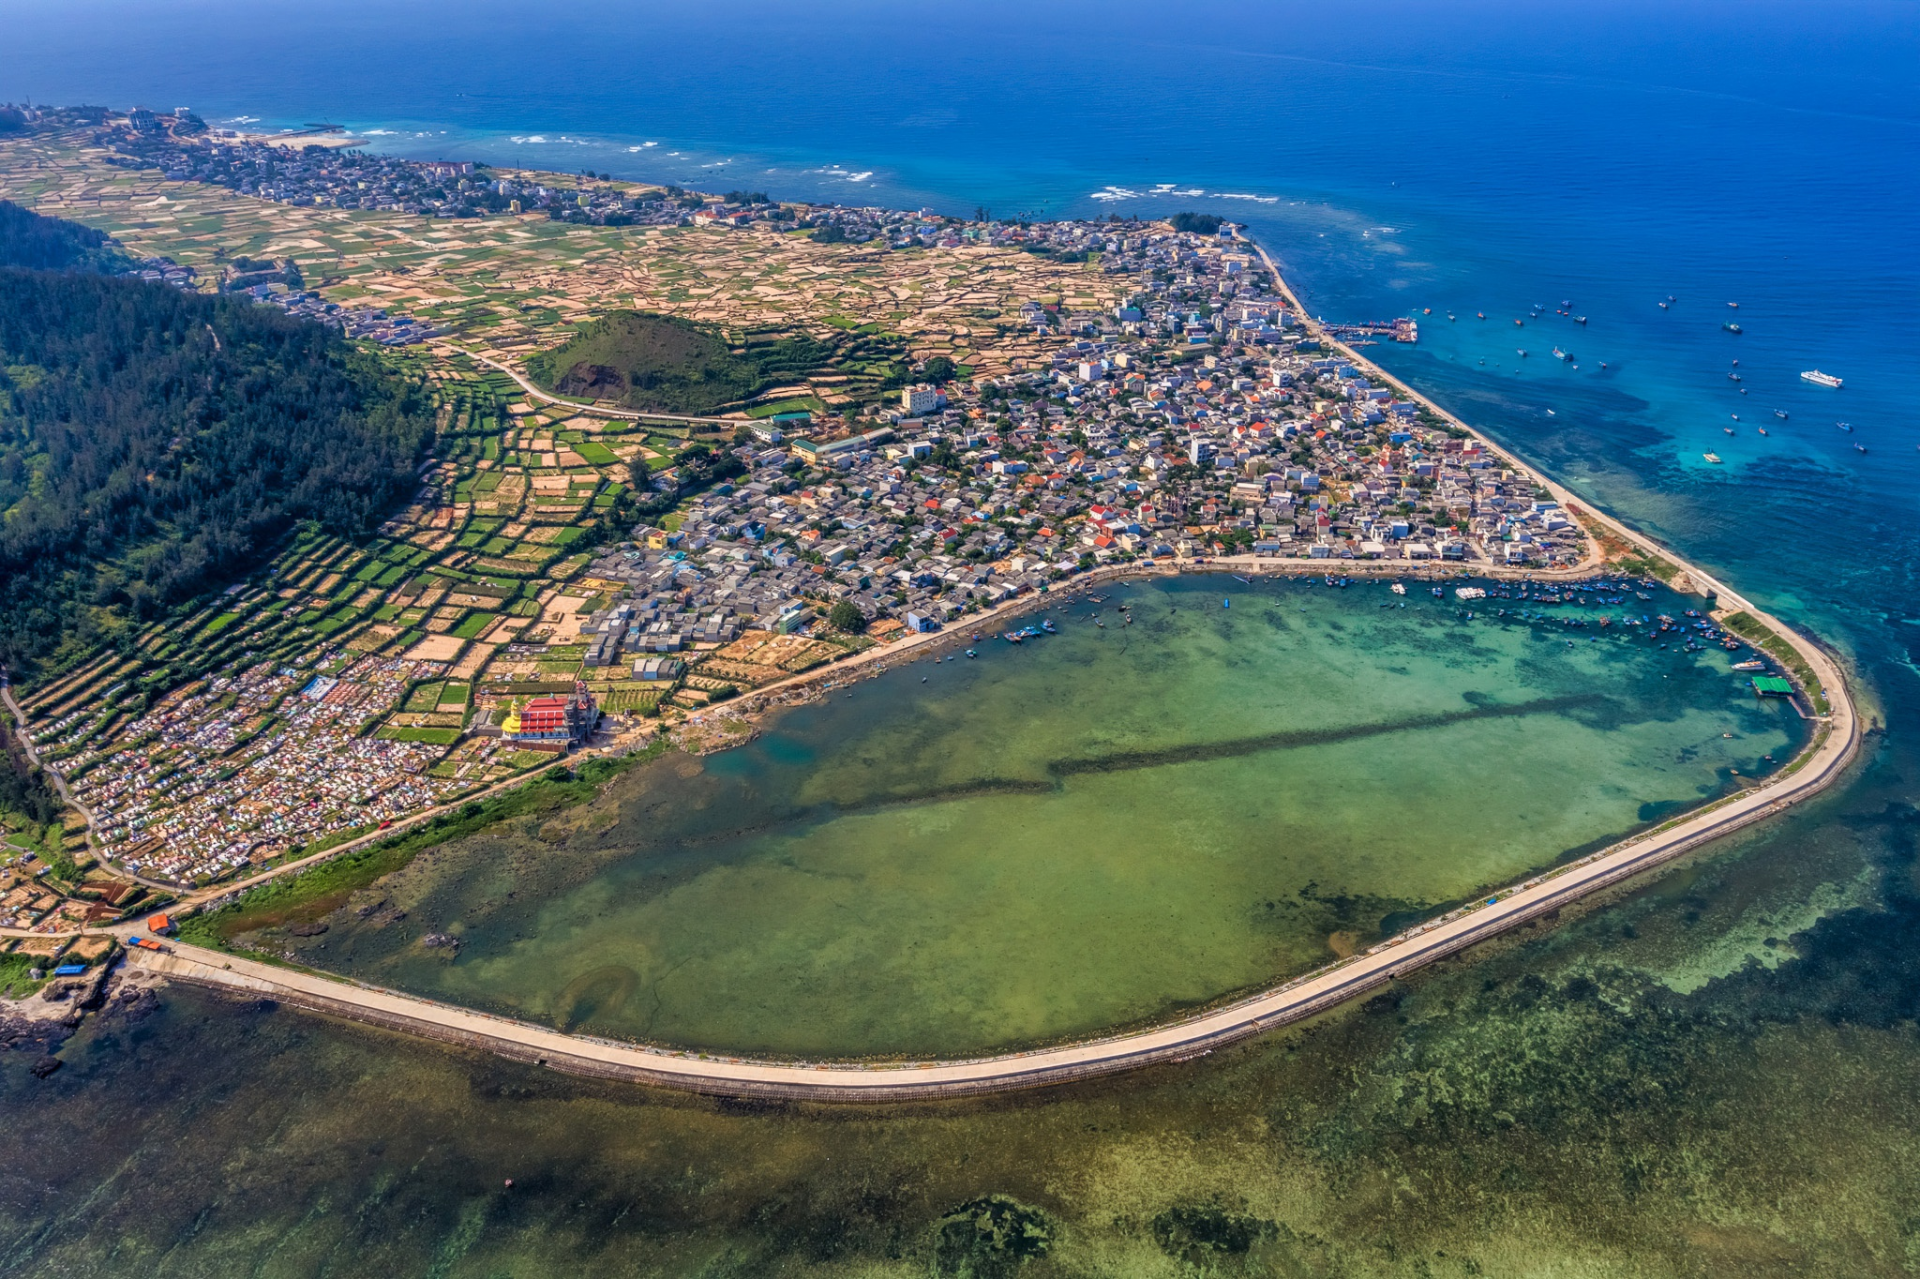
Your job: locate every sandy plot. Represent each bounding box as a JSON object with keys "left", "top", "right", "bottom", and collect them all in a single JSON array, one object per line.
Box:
[
  {"left": 405, "top": 634, "right": 468, "bottom": 663},
  {"left": 541, "top": 596, "right": 590, "bottom": 641},
  {"left": 451, "top": 642, "right": 499, "bottom": 679}
]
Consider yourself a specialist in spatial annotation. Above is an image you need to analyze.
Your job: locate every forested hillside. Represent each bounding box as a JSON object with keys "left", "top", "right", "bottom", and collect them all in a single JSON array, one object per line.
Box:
[
  {"left": 0, "top": 196, "right": 126, "bottom": 271},
  {"left": 0, "top": 203, "right": 436, "bottom": 680}
]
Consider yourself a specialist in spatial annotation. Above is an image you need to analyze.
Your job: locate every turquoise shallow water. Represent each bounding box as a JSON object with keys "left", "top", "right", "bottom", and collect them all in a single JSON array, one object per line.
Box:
[{"left": 290, "top": 576, "right": 1798, "bottom": 1057}]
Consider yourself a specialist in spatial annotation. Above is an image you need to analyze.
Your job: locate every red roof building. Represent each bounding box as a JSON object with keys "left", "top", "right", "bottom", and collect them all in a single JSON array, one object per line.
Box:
[{"left": 504, "top": 683, "right": 598, "bottom": 747}]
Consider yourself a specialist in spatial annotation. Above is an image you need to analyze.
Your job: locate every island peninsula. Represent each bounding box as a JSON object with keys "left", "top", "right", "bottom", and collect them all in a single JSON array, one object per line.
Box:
[{"left": 0, "top": 109, "right": 1859, "bottom": 1096}]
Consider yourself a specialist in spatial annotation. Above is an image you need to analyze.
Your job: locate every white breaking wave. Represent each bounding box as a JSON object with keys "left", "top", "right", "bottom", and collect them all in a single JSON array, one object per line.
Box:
[{"left": 364, "top": 129, "right": 395, "bottom": 136}]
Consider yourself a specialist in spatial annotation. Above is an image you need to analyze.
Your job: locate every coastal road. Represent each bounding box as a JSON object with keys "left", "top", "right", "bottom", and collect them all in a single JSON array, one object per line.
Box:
[
  {"left": 130, "top": 599, "right": 1858, "bottom": 1101},
  {"left": 1238, "top": 232, "right": 1610, "bottom": 573},
  {"left": 117, "top": 237, "right": 1863, "bottom": 1099},
  {"left": 53, "top": 234, "right": 1863, "bottom": 1094}
]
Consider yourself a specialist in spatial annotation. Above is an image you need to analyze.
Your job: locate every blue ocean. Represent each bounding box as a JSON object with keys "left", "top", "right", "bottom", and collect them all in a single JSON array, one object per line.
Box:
[{"left": 4, "top": 2, "right": 1920, "bottom": 1270}]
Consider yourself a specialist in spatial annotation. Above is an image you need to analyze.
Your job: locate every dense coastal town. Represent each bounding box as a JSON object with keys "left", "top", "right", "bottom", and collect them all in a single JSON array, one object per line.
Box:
[{"left": 0, "top": 105, "right": 1821, "bottom": 1012}]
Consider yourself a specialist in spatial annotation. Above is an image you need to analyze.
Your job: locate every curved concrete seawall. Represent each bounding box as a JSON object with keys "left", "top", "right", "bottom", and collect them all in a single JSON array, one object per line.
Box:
[
  {"left": 119, "top": 231, "right": 1864, "bottom": 1100},
  {"left": 130, "top": 596, "right": 1858, "bottom": 1100}
]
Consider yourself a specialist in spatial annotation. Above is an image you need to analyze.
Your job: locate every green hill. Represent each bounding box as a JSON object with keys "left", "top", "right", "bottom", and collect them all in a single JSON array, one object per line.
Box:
[{"left": 524, "top": 311, "right": 834, "bottom": 415}]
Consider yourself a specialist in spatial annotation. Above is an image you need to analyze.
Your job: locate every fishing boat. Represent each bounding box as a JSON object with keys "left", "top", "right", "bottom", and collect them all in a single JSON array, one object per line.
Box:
[
  {"left": 1773, "top": 409, "right": 1788, "bottom": 419},
  {"left": 1517, "top": 348, "right": 1528, "bottom": 357},
  {"left": 1431, "top": 586, "right": 1445, "bottom": 598},
  {"left": 1723, "top": 321, "right": 1742, "bottom": 333},
  {"left": 1703, "top": 452, "right": 1723, "bottom": 464},
  {"left": 1757, "top": 426, "right": 1769, "bottom": 436},
  {"left": 1476, "top": 311, "right": 1486, "bottom": 320},
  {"left": 1855, "top": 443, "right": 1868, "bottom": 453},
  {"left": 1724, "top": 427, "right": 1735, "bottom": 435},
  {"left": 1575, "top": 315, "right": 1588, "bottom": 325},
  {"left": 1455, "top": 587, "right": 1487, "bottom": 600},
  {"left": 1231, "top": 574, "right": 1252, "bottom": 583},
  {"left": 1515, "top": 318, "right": 1525, "bottom": 327},
  {"left": 1552, "top": 347, "right": 1570, "bottom": 361},
  {"left": 965, "top": 649, "right": 976, "bottom": 658},
  {"left": 1391, "top": 582, "right": 1407, "bottom": 595},
  {"left": 1041, "top": 619, "right": 1056, "bottom": 634},
  {"left": 1658, "top": 301, "right": 1670, "bottom": 310},
  {"left": 1837, "top": 421, "right": 1853, "bottom": 431},
  {"left": 1801, "top": 370, "right": 1843, "bottom": 388},
  {"left": 1728, "top": 372, "right": 1742, "bottom": 381}
]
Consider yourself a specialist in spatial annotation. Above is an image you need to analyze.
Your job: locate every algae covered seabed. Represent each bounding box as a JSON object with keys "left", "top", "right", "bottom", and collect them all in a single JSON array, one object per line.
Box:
[
  {"left": 7, "top": 731, "right": 1914, "bottom": 1277},
  {"left": 257, "top": 575, "right": 1797, "bottom": 1060}
]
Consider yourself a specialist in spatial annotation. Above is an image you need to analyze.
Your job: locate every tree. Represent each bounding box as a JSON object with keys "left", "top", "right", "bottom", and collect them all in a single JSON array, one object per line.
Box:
[
  {"left": 1169, "top": 212, "right": 1224, "bottom": 235},
  {"left": 828, "top": 600, "right": 867, "bottom": 634},
  {"left": 923, "top": 356, "right": 957, "bottom": 384}
]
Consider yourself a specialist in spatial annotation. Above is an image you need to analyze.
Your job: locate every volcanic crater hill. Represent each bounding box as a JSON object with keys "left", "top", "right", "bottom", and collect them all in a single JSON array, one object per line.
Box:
[{"left": 523, "top": 309, "right": 904, "bottom": 415}]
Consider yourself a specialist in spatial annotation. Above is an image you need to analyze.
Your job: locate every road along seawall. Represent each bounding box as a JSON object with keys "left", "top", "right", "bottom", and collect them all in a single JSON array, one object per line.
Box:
[
  {"left": 119, "top": 236, "right": 1866, "bottom": 1099},
  {"left": 127, "top": 624, "right": 1857, "bottom": 1103}
]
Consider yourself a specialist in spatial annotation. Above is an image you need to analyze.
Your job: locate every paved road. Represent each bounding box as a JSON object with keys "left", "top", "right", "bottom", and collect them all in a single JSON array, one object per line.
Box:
[
  {"left": 1238, "top": 234, "right": 1611, "bottom": 573},
  {"left": 42, "top": 237, "right": 1867, "bottom": 1096},
  {"left": 460, "top": 349, "right": 741, "bottom": 426},
  {"left": 129, "top": 579, "right": 1857, "bottom": 1100}
]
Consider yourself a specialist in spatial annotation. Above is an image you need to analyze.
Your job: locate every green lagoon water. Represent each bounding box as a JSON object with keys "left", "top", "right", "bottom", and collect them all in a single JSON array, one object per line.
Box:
[{"left": 289, "top": 575, "right": 1799, "bottom": 1058}]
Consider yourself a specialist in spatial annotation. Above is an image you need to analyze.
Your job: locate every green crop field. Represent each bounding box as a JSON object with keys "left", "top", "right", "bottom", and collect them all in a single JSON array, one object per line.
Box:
[{"left": 377, "top": 726, "right": 462, "bottom": 745}]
